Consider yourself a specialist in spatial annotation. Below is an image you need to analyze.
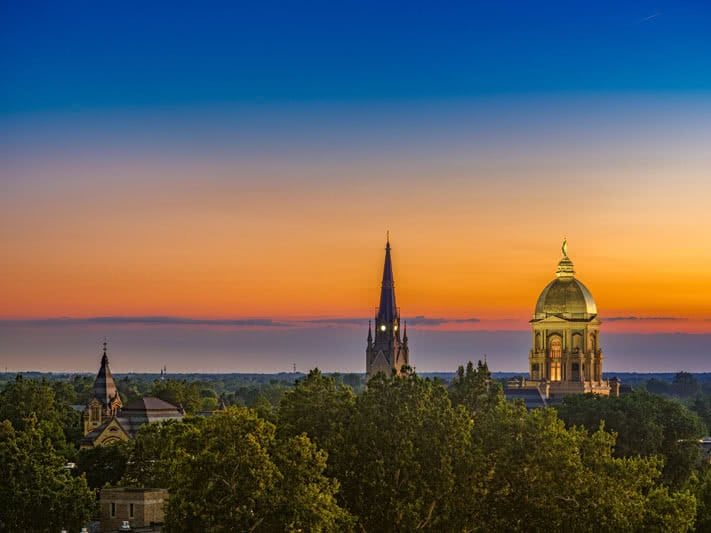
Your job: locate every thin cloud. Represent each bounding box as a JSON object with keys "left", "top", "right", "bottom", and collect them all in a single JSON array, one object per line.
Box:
[
  {"left": 0, "top": 316, "right": 288, "bottom": 328},
  {"left": 605, "top": 316, "right": 687, "bottom": 322},
  {"left": 406, "top": 316, "right": 481, "bottom": 326},
  {"left": 0, "top": 315, "right": 483, "bottom": 329},
  {"left": 640, "top": 13, "right": 660, "bottom": 22},
  {"left": 303, "top": 318, "right": 369, "bottom": 325}
]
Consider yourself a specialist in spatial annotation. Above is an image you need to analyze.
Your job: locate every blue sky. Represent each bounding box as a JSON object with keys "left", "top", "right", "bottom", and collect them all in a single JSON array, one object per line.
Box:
[{"left": 3, "top": 1, "right": 711, "bottom": 113}]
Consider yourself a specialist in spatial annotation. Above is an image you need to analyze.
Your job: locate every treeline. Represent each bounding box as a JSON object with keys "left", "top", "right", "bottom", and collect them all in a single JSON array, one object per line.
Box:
[
  {"left": 87, "top": 364, "right": 710, "bottom": 532},
  {"left": 2, "top": 365, "right": 711, "bottom": 532}
]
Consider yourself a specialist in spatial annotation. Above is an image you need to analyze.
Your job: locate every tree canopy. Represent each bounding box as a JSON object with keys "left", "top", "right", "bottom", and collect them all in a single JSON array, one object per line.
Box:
[
  {"left": 124, "top": 407, "right": 352, "bottom": 532},
  {"left": 0, "top": 418, "right": 94, "bottom": 532}
]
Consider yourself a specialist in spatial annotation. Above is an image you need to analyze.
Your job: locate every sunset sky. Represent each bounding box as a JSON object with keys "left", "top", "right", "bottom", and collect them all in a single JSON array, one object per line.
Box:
[{"left": 2, "top": 2, "right": 711, "bottom": 372}]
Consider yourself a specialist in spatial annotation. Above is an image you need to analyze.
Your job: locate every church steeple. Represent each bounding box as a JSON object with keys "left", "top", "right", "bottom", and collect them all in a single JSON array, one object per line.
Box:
[
  {"left": 84, "top": 340, "right": 123, "bottom": 436},
  {"left": 377, "top": 233, "right": 398, "bottom": 323},
  {"left": 93, "top": 340, "right": 119, "bottom": 408},
  {"left": 366, "top": 234, "right": 409, "bottom": 380}
]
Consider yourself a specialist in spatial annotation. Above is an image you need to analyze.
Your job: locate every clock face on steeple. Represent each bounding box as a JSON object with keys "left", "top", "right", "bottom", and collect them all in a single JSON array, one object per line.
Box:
[{"left": 380, "top": 324, "right": 386, "bottom": 331}]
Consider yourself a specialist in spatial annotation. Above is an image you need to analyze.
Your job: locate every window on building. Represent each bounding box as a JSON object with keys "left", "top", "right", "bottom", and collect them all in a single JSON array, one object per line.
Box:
[
  {"left": 572, "top": 362, "right": 580, "bottom": 381},
  {"left": 531, "top": 363, "right": 540, "bottom": 380},
  {"left": 549, "top": 337, "right": 562, "bottom": 381},
  {"left": 111, "top": 502, "right": 116, "bottom": 517},
  {"left": 130, "top": 503, "right": 134, "bottom": 518}
]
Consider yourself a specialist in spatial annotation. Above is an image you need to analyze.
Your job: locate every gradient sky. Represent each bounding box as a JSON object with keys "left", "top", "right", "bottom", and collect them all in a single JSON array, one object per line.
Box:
[{"left": 2, "top": 1, "right": 711, "bottom": 372}]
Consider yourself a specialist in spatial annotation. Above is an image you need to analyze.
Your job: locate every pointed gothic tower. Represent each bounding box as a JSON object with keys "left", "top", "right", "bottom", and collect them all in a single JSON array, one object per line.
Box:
[
  {"left": 366, "top": 235, "right": 409, "bottom": 380},
  {"left": 83, "top": 341, "right": 123, "bottom": 435}
]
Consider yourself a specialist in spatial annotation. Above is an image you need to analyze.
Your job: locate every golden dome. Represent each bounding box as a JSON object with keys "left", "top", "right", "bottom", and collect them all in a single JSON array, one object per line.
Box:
[{"left": 533, "top": 241, "right": 597, "bottom": 320}]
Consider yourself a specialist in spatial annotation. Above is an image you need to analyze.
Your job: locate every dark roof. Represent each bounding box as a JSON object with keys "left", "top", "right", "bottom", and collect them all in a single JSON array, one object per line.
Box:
[
  {"left": 92, "top": 346, "right": 119, "bottom": 407},
  {"left": 504, "top": 388, "right": 549, "bottom": 410},
  {"left": 117, "top": 397, "right": 183, "bottom": 437},
  {"left": 122, "top": 397, "right": 182, "bottom": 412},
  {"left": 377, "top": 239, "right": 398, "bottom": 323}
]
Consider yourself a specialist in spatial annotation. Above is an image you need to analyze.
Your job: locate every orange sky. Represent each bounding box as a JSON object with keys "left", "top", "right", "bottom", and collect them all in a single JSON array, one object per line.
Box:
[{"left": 2, "top": 99, "right": 711, "bottom": 334}]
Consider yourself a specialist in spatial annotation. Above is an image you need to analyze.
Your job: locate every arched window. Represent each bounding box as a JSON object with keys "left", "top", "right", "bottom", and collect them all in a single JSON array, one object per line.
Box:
[
  {"left": 535, "top": 332, "right": 542, "bottom": 351},
  {"left": 572, "top": 333, "right": 582, "bottom": 351},
  {"left": 531, "top": 363, "right": 540, "bottom": 380},
  {"left": 549, "top": 337, "right": 562, "bottom": 381}
]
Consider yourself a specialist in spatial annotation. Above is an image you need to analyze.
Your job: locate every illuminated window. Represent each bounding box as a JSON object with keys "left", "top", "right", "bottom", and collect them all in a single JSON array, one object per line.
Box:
[{"left": 549, "top": 337, "right": 562, "bottom": 381}]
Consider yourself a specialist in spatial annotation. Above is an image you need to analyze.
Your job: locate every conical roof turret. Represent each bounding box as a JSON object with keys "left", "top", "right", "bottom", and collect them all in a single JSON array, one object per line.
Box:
[{"left": 92, "top": 341, "right": 119, "bottom": 408}]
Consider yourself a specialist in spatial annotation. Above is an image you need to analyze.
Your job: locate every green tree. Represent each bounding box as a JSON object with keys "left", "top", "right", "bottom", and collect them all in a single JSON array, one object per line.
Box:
[
  {"left": 692, "top": 465, "right": 711, "bottom": 532},
  {"left": 689, "top": 394, "right": 711, "bottom": 433},
  {"left": 0, "top": 419, "right": 94, "bottom": 532},
  {"left": 124, "top": 408, "right": 351, "bottom": 532},
  {"left": 672, "top": 372, "right": 701, "bottom": 398},
  {"left": 471, "top": 401, "right": 696, "bottom": 532},
  {"left": 0, "top": 375, "right": 79, "bottom": 458},
  {"left": 76, "top": 440, "right": 132, "bottom": 489},
  {"left": 277, "top": 368, "right": 355, "bottom": 456},
  {"left": 150, "top": 379, "right": 202, "bottom": 414},
  {"left": 449, "top": 360, "right": 504, "bottom": 419},
  {"left": 556, "top": 390, "right": 705, "bottom": 487},
  {"left": 122, "top": 417, "right": 204, "bottom": 488},
  {"left": 337, "top": 371, "right": 476, "bottom": 532}
]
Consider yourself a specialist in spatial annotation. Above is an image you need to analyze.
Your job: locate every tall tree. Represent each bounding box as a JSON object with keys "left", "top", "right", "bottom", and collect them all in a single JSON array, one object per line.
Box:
[
  {"left": 76, "top": 440, "right": 132, "bottom": 489},
  {"left": 449, "top": 360, "right": 504, "bottom": 419},
  {"left": 150, "top": 379, "right": 202, "bottom": 414},
  {"left": 277, "top": 368, "right": 355, "bottom": 458},
  {"left": 0, "top": 375, "right": 79, "bottom": 458},
  {"left": 0, "top": 419, "right": 94, "bottom": 532},
  {"left": 337, "top": 371, "right": 477, "bottom": 532},
  {"left": 556, "top": 390, "right": 705, "bottom": 487},
  {"left": 471, "top": 401, "right": 696, "bottom": 532},
  {"left": 123, "top": 408, "right": 351, "bottom": 532}
]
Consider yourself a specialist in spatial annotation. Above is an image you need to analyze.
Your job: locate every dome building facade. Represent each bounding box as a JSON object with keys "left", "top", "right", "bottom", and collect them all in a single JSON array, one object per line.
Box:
[{"left": 522, "top": 240, "right": 618, "bottom": 400}]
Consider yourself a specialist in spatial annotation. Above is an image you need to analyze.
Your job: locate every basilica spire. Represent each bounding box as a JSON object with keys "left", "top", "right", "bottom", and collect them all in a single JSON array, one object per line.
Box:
[
  {"left": 377, "top": 233, "right": 398, "bottom": 323},
  {"left": 366, "top": 234, "right": 409, "bottom": 380}
]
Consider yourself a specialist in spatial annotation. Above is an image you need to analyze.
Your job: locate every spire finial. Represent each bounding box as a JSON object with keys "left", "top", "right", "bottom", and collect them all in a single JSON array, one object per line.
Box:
[
  {"left": 556, "top": 238, "right": 575, "bottom": 278},
  {"left": 102, "top": 338, "right": 107, "bottom": 356},
  {"left": 386, "top": 230, "right": 390, "bottom": 246}
]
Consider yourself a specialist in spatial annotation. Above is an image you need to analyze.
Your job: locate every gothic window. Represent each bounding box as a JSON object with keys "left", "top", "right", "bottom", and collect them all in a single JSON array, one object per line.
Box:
[
  {"left": 549, "top": 337, "right": 562, "bottom": 381},
  {"left": 91, "top": 405, "right": 100, "bottom": 421},
  {"left": 531, "top": 363, "right": 540, "bottom": 380},
  {"left": 572, "top": 362, "right": 580, "bottom": 381}
]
